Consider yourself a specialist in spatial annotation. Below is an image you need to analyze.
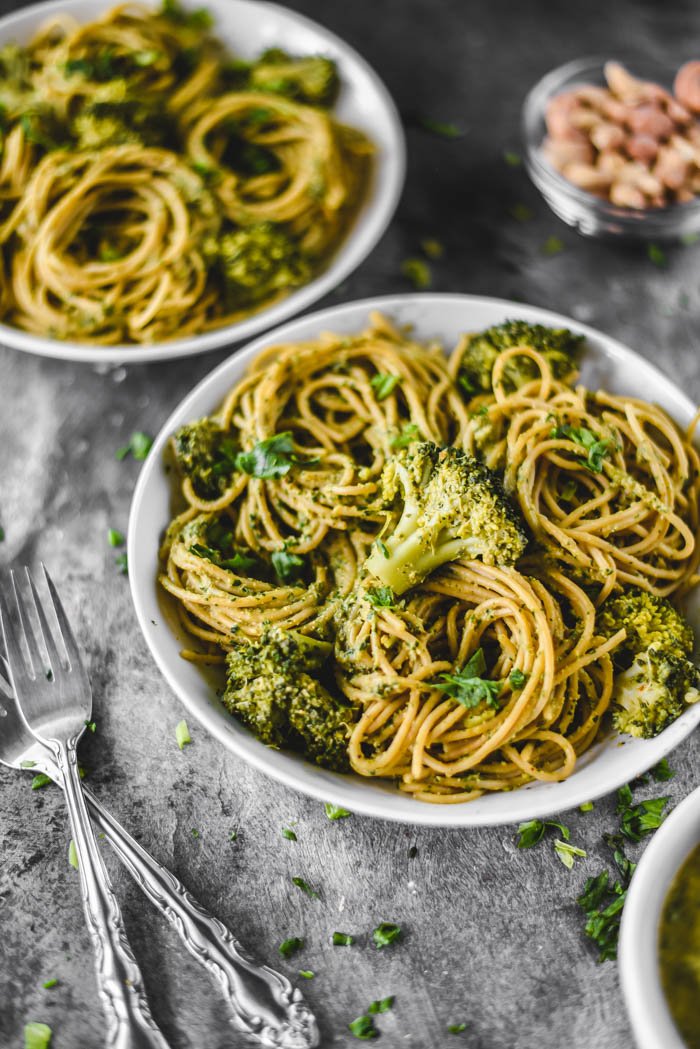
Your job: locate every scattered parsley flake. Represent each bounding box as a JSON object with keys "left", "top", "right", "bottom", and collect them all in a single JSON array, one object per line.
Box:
[
  {"left": 175, "top": 719, "right": 191, "bottom": 750},
  {"left": 116, "top": 431, "right": 153, "bottom": 461},
  {"left": 509, "top": 668, "right": 527, "bottom": 689},
  {"left": 580, "top": 801, "right": 594, "bottom": 812},
  {"left": 372, "top": 922, "right": 401, "bottom": 949},
  {"left": 324, "top": 803, "right": 352, "bottom": 820},
  {"left": 370, "top": 373, "right": 400, "bottom": 401},
  {"left": 542, "top": 235, "right": 564, "bottom": 256},
  {"left": 235, "top": 432, "right": 318, "bottom": 478},
  {"left": 503, "top": 150, "right": 521, "bottom": 167},
  {"left": 20, "top": 760, "right": 37, "bottom": 768},
  {"left": 401, "top": 257, "right": 431, "bottom": 289},
  {"left": 278, "top": 937, "right": 303, "bottom": 958},
  {"left": 24, "top": 1023, "right": 53, "bottom": 1049},
  {"left": 554, "top": 839, "right": 586, "bottom": 870},
  {"left": 115, "top": 553, "right": 128, "bottom": 575},
  {"left": 418, "top": 116, "right": 464, "bottom": 138},
  {"left": 191, "top": 828, "right": 200, "bottom": 839},
  {"left": 681, "top": 232, "right": 699, "bottom": 245},
  {"left": 31, "top": 773, "right": 52, "bottom": 790},
  {"left": 368, "top": 996, "right": 394, "bottom": 1014},
  {"left": 41, "top": 979, "right": 58, "bottom": 989},
  {"left": 651, "top": 758, "right": 674, "bottom": 782},
  {"left": 271, "top": 548, "right": 304, "bottom": 583},
  {"left": 647, "top": 243, "right": 667, "bottom": 267},
  {"left": 299, "top": 969, "right": 315, "bottom": 979},
  {"left": 68, "top": 839, "right": 79, "bottom": 870},
  {"left": 349, "top": 1015, "right": 379, "bottom": 1040},
  {"left": 292, "top": 876, "right": 319, "bottom": 899},
  {"left": 448, "top": 1023, "right": 467, "bottom": 1034},
  {"left": 332, "top": 931, "right": 354, "bottom": 946},
  {"left": 282, "top": 828, "right": 297, "bottom": 841},
  {"left": 84, "top": 720, "right": 96, "bottom": 733},
  {"left": 617, "top": 788, "right": 670, "bottom": 842},
  {"left": 229, "top": 830, "right": 238, "bottom": 841},
  {"left": 420, "top": 238, "right": 443, "bottom": 258},
  {"left": 551, "top": 423, "right": 609, "bottom": 473},
  {"left": 510, "top": 203, "right": 533, "bottom": 222},
  {"left": 366, "top": 587, "right": 395, "bottom": 609},
  {"left": 0, "top": 525, "right": 4, "bottom": 541},
  {"left": 517, "top": 819, "right": 570, "bottom": 848},
  {"left": 107, "top": 528, "right": 124, "bottom": 548},
  {"left": 390, "top": 423, "right": 420, "bottom": 450}
]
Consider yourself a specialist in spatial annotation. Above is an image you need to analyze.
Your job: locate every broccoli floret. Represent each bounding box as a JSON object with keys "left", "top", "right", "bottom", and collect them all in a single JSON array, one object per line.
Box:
[
  {"left": 612, "top": 643, "right": 700, "bottom": 738},
  {"left": 456, "top": 320, "right": 583, "bottom": 396},
  {"left": 364, "top": 441, "right": 528, "bottom": 595},
  {"left": 598, "top": 586, "right": 695, "bottom": 667},
  {"left": 73, "top": 99, "right": 176, "bottom": 149},
  {"left": 249, "top": 50, "right": 339, "bottom": 107},
  {"left": 204, "top": 223, "right": 311, "bottom": 309},
  {"left": 223, "top": 627, "right": 355, "bottom": 771},
  {"left": 172, "top": 419, "right": 238, "bottom": 498}
]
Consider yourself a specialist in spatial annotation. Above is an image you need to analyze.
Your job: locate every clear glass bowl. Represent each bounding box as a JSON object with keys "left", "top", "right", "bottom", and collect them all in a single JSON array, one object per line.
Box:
[{"left": 522, "top": 56, "right": 700, "bottom": 240}]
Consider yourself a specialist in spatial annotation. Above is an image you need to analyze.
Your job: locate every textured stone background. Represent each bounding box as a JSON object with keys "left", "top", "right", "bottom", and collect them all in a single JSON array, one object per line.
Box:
[{"left": 2, "top": 0, "right": 700, "bottom": 1046}]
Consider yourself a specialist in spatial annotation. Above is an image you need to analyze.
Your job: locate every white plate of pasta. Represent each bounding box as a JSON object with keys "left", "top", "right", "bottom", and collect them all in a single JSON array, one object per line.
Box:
[
  {"left": 128, "top": 293, "right": 700, "bottom": 826},
  {"left": 0, "top": 0, "right": 403, "bottom": 363}
]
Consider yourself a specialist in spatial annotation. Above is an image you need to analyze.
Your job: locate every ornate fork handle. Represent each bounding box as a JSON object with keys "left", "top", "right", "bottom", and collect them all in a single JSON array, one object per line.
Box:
[
  {"left": 83, "top": 785, "right": 319, "bottom": 1049},
  {"left": 53, "top": 737, "right": 170, "bottom": 1049}
]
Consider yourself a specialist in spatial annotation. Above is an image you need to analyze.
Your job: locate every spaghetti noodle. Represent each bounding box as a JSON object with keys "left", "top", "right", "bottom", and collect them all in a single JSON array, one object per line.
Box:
[
  {"left": 160, "top": 313, "right": 700, "bottom": 802},
  {"left": 0, "top": 2, "right": 371, "bottom": 344}
]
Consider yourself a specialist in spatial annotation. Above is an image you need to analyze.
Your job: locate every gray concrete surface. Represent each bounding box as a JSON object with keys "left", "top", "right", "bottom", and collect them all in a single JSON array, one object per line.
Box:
[{"left": 2, "top": 0, "right": 700, "bottom": 1046}]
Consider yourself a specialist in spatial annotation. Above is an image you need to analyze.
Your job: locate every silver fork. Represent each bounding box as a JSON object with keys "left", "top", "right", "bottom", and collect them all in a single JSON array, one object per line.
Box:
[{"left": 0, "top": 568, "right": 319, "bottom": 1049}]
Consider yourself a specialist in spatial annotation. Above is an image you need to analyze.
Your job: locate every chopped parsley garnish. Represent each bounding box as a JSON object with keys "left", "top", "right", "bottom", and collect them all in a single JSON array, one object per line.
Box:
[
  {"left": 509, "top": 668, "right": 527, "bottom": 689},
  {"left": 349, "top": 1015, "right": 379, "bottom": 1040},
  {"left": 175, "top": 719, "right": 191, "bottom": 750},
  {"left": 271, "top": 549, "right": 304, "bottom": 583},
  {"left": 616, "top": 785, "right": 670, "bottom": 842},
  {"left": 376, "top": 539, "right": 390, "bottom": 559},
  {"left": 448, "top": 1023, "right": 467, "bottom": 1034},
  {"left": 553, "top": 839, "right": 586, "bottom": 870},
  {"left": 31, "top": 773, "right": 52, "bottom": 790},
  {"left": 84, "top": 720, "right": 96, "bottom": 733},
  {"left": 551, "top": 424, "right": 610, "bottom": 473},
  {"left": 115, "top": 553, "right": 128, "bottom": 575},
  {"left": 503, "top": 150, "right": 521, "bottom": 167},
  {"left": 578, "top": 870, "right": 628, "bottom": 962},
  {"left": 24, "top": 1023, "right": 53, "bottom": 1049},
  {"left": 420, "top": 238, "right": 443, "bottom": 258},
  {"left": 161, "top": 0, "right": 213, "bottom": 29},
  {"left": 68, "top": 839, "right": 79, "bottom": 870},
  {"left": 372, "top": 922, "right": 401, "bottom": 949},
  {"left": 390, "top": 423, "right": 420, "bottom": 450},
  {"left": 235, "top": 432, "right": 318, "bottom": 478},
  {"left": 401, "top": 257, "right": 432, "bottom": 289},
  {"left": 107, "top": 528, "right": 124, "bottom": 548},
  {"left": 418, "top": 116, "right": 464, "bottom": 138},
  {"left": 282, "top": 828, "right": 297, "bottom": 841},
  {"left": 368, "top": 996, "right": 394, "bottom": 1014},
  {"left": 434, "top": 648, "right": 502, "bottom": 709},
  {"left": 681, "top": 232, "right": 699, "bottom": 245},
  {"left": 116, "top": 431, "right": 153, "bottom": 461},
  {"left": 324, "top": 803, "right": 352, "bottom": 820},
  {"left": 510, "top": 203, "right": 533, "bottom": 222},
  {"left": 516, "top": 819, "right": 570, "bottom": 849},
  {"left": 190, "top": 543, "right": 259, "bottom": 574},
  {"left": 370, "top": 373, "right": 400, "bottom": 401},
  {"left": 229, "top": 830, "right": 238, "bottom": 841},
  {"left": 647, "top": 243, "right": 667, "bottom": 267},
  {"left": 580, "top": 801, "right": 594, "bottom": 812},
  {"left": 299, "top": 969, "right": 315, "bottom": 979},
  {"left": 0, "top": 525, "right": 5, "bottom": 541},
  {"left": 191, "top": 828, "right": 200, "bottom": 839},
  {"left": 41, "top": 979, "right": 58, "bottom": 989},
  {"left": 332, "top": 931, "right": 354, "bottom": 946},
  {"left": 292, "top": 876, "right": 319, "bottom": 899},
  {"left": 542, "top": 235, "right": 565, "bottom": 256},
  {"left": 366, "top": 586, "right": 395, "bottom": 608},
  {"left": 651, "top": 758, "right": 674, "bottom": 782},
  {"left": 278, "top": 937, "right": 303, "bottom": 958}
]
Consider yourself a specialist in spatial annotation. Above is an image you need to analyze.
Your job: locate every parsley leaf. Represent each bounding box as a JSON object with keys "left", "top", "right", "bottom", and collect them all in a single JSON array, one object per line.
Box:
[
  {"left": 107, "top": 528, "right": 124, "bottom": 547},
  {"left": 324, "top": 803, "right": 352, "bottom": 820},
  {"left": 235, "top": 432, "right": 318, "bottom": 478},
  {"left": 578, "top": 871, "right": 628, "bottom": 962},
  {"left": 271, "top": 549, "right": 304, "bottom": 583},
  {"left": 278, "top": 937, "right": 303, "bottom": 958},
  {"left": 434, "top": 648, "right": 502, "bottom": 709},
  {"left": 420, "top": 238, "right": 443, "bottom": 258},
  {"left": 282, "top": 828, "right": 297, "bottom": 841},
  {"left": 510, "top": 203, "right": 534, "bottom": 222},
  {"left": 418, "top": 116, "right": 464, "bottom": 138},
  {"left": 390, "top": 423, "right": 420, "bottom": 450},
  {"left": 372, "top": 922, "right": 401, "bottom": 949},
  {"left": 292, "top": 876, "right": 319, "bottom": 899},
  {"left": 349, "top": 1015, "right": 379, "bottom": 1040},
  {"left": 516, "top": 819, "right": 570, "bottom": 848},
  {"left": 551, "top": 424, "right": 610, "bottom": 473},
  {"left": 617, "top": 790, "right": 670, "bottom": 843},
  {"left": 503, "top": 150, "right": 521, "bottom": 167},
  {"left": 580, "top": 801, "right": 594, "bottom": 812},
  {"left": 332, "top": 931, "right": 354, "bottom": 946},
  {"left": 299, "top": 969, "right": 314, "bottom": 979},
  {"left": 401, "top": 257, "right": 431, "bottom": 289},
  {"left": 542, "top": 235, "right": 565, "bottom": 256},
  {"left": 368, "top": 996, "right": 394, "bottom": 1014},
  {"left": 448, "top": 1023, "right": 468, "bottom": 1034},
  {"left": 31, "top": 773, "right": 52, "bottom": 790},
  {"left": 509, "top": 668, "right": 527, "bottom": 689},
  {"left": 370, "top": 373, "right": 400, "bottom": 401},
  {"left": 376, "top": 539, "right": 390, "bottom": 559},
  {"left": 115, "top": 431, "right": 153, "bottom": 461},
  {"left": 115, "top": 553, "right": 128, "bottom": 575},
  {"left": 68, "top": 839, "right": 79, "bottom": 870},
  {"left": 41, "top": 978, "right": 58, "bottom": 989},
  {"left": 366, "top": 586, "right": 395, "bottom": 608},
  {"left": 647, "top": 243, "right": 667, "bottom": 267},
  {"left": 651, "top": 758, "right": 674, "bottom": 782},
  {"left": 175, "top": 719, "right": 191, "bottom": 750},
  {"left": 553, "top": 839, "right": 586, "bottom": 870},
  {"left": 24, "top": 1023, "right": 53, "bottom": 1049}
]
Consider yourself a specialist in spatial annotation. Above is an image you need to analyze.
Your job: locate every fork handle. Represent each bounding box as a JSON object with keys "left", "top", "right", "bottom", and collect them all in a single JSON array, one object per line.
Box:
[
  {"left": 54, "top": 738, "right": 171, "bottom": 1049},
  {"left": 83, "top": 786, "right": 319, "bottom": 1049}
]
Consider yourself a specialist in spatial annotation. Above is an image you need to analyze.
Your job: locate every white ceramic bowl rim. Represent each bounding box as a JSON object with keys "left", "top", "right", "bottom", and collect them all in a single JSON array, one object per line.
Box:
[
  {"left": 128, "top": 292, "right": 700, "bottom": 827},
  {"left": 619, "top": 784, "right": 700, "bottom": 1049},
  {"left": 0, "top": 0, "right": 405, "bottom": 364}
]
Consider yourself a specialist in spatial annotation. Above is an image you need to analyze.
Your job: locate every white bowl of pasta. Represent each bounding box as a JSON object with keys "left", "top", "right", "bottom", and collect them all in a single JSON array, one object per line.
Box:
[
  {"left": 128, "top": 293, "right": 700, "bottom": 826},
  {"left": 0, "top": 0, "right": 404, "bottom": 363}
]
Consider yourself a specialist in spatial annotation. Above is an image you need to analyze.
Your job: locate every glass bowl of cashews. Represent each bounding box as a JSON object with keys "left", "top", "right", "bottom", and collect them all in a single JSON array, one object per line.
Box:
[{"left": 522, "top": 56, "right": 700, "bottom": 238}]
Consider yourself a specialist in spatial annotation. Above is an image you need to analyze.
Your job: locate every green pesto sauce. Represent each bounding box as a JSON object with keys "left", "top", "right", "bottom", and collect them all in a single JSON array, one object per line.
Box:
[{"left": 660, "top": 842, "right": 700, "bottom": 1048}]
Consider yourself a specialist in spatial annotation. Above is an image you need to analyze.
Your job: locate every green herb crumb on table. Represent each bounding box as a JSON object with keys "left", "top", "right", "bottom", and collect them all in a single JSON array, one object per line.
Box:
[{"left": 24, "top": 1023, "right": 52, "bottom": 1049}]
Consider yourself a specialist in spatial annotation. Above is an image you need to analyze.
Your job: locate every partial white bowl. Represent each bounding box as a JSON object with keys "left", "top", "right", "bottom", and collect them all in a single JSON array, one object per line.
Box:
[
  {"left": 619, "top": 784, "right": 700, "bottom": 1049},
  {"left": 128, "top": 293, "right": 700, "bottom": 826},
  {"left": 0, "top": 0, "right": 404, "bottom": 364}
]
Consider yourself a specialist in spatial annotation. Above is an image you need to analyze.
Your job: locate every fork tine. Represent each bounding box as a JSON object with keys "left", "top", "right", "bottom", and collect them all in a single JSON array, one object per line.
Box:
[
  {"left": 41, "top": 564, "right": 83, "bottom": 673},
  {"left": 25, "top": 567, "right": 66, "bottom": 674},
  {"left": 0, "top": 653, "right": 11, "bottom": 698},
  {"left": 11, "top": 570, "right": 44, "bottom": 678},
  {"left": 0, "top": 585, "right": 35, "bottom": 687}
]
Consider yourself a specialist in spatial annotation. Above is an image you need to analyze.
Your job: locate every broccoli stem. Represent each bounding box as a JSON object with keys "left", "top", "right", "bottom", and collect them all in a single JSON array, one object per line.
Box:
[{"left": 366, "top": 530, "right": 482, "bottom": 593}]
